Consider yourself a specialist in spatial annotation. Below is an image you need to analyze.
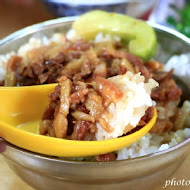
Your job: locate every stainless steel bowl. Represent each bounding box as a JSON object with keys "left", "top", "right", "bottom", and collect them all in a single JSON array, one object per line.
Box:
[{"left": 0, "top": 17, "right": 190, "bottom": 190}]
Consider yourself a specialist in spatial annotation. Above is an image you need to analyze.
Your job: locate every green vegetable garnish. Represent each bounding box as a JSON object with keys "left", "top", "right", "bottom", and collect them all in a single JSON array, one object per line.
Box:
[
  {"left": 73, "top": 10, "right": 157, "bottom": 60},
  {"left": 167, "top": 4, "right": 190, "bottom": 38}
]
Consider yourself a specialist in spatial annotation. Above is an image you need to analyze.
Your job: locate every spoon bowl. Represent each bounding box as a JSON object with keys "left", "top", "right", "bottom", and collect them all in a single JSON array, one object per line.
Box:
[
  {"left": 0, "top": 84, "right": 157, "bottom": 157},
  {"left": 0, "top": 109, "right": 157, "bottom": 157}
]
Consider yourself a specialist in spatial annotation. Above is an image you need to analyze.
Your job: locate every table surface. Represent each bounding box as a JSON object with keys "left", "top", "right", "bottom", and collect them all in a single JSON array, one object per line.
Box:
[{"left": 0, "top": 1, "right": 189, "bottom": 190}]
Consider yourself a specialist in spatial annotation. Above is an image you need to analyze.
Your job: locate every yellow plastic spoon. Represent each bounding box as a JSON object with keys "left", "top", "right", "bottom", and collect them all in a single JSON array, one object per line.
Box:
[{"left": 0, "top": 84, "right": 157, "bottom": 157}]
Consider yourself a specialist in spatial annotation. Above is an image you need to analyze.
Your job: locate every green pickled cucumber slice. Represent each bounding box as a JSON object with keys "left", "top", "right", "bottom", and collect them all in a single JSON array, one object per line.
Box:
[{"left": 72, "top": 10, "right": 157, "bottom": 60}]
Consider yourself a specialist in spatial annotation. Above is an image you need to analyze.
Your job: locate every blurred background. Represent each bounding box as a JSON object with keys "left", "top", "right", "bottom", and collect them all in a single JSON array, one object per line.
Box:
[{"left": 0, "top": 0, "right": 189, "bottom": 39}]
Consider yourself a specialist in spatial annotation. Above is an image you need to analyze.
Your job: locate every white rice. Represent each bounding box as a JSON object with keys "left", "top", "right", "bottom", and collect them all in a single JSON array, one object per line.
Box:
[
  {"left": 96, "top": 72, "right": 158, "bottom": 140},
  {"left": 17, "top": 35, "right": 63, "bottom": 57},
  {"left": 116, "top": 128, "right": 190, "bottom": 160},
  {"left": 165, "top": 53, "right": 190, "bottom": 89},
  {"left": 0, "top": 51, "right": 16, "bottom": 81},
  {"left": 165, "top": 54, "right": 190, "bottom": 76},
  {"left": 66, "top": 29, "right": 80, "bottom": 41},
  {"left": 94, "top": 33, "right": 121, "bottom": 43},
  {"left": 0, "top": 31, "right": 190, "bottom": 160},
  {"left": 66, "top": 29, "right": 121, "bottom": 43}
]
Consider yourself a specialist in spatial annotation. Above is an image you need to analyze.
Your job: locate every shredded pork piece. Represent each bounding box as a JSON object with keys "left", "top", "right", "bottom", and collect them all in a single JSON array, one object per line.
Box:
[
  {"left": 39, "top": 119, "right": 52, "bottom": 135},
  {"left": 104, "top": 49, "right": 151, "bottom": 79},
  {"left": 71, "top": 120, "right": 91, "bottom": 140},
  {"left": 71, "top": 110, "right": 95, "bottom": 123},
  {"left": 7, "top": 55, "right": 22, "bottom": 73},
  {"left": 53, "top": 78, "right": 71, "bottom": 138},
  {"left": 68, "top": 39, "right": 92, "bottom": 51},
  {"left": 152, "top": 70, "right": 173, "bottom": 83},
  {"left": 70, "top": 89, "right": 89, "bottom": 105},
  {"left": 95, "top": 76, "right": 123, "bottom": 106},
  {"left": 84, "top": 90, "right": 105, "bottom": 119},
  {"left": 150, "top": 119, "right": 173, "bottom": 134},
  {"left": 42, "top": 102, "right": 57, "bottom": 121},
  {"left": 151, "top": 79, "right": 182, "bottom": 102},
  {"left": 95, "top": 153, "right": 117, "bottom": 162},
  {"left": 98, "top": 118, "right": 113, "bottom": 133}
]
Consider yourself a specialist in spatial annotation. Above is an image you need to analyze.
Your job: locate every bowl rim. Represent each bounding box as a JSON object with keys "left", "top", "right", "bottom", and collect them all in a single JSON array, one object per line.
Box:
[
  {"left": 1, "top": 16, "right": 190, "bottom": 164},
  {"left": 1, "top": 16, "right": 190, "bottom": 47}
]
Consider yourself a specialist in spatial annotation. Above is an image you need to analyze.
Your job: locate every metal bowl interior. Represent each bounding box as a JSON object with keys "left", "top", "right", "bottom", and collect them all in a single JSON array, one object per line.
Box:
[{"left": 1, "top": 17, "right": 190, "bottom": 190}]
